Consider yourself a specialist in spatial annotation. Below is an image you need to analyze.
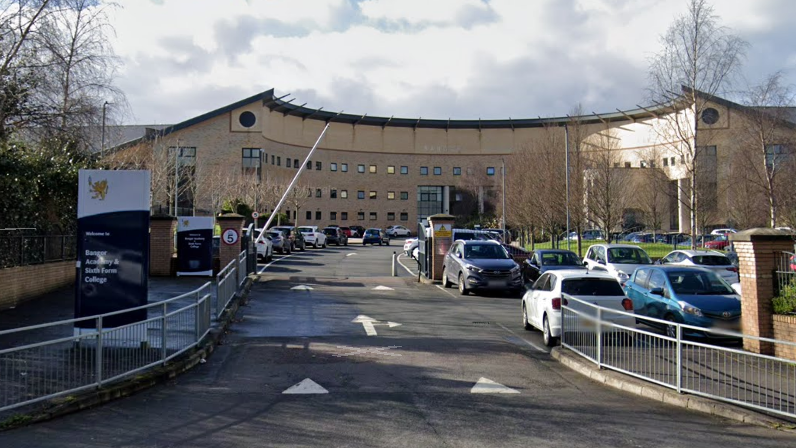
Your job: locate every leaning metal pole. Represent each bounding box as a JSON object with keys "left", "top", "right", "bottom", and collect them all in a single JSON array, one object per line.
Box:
[
  {"left": 501, "top": 158, "right": 506, "bottom": 239},
  {"left": 255, "top": 122, "right": 331, "bottom": 244},
  {"left": 565, "top": 124, "right": 571, "bottom": 251}
]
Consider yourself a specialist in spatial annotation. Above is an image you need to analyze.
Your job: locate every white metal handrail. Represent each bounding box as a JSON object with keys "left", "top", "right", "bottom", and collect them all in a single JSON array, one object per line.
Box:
[
  {"left": 215, "top": 258, "right": 237, "bottom": 320},
  {"left": 561, "top": 294, "right": 796, "bottom": 419}
]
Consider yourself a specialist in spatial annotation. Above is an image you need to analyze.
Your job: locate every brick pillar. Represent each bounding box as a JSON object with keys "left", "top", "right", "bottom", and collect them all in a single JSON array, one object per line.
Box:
[
  {"left": 731, "top": 228, "right": 795, "bottom": 355},
  {"left": 217, "top": 214, "right": 245, "bottom": 271},
  {"left": 150, "top": 215, "right": 177, "bottom": 276},
  {"left": 428, "top": 214, "right": 455, "bottom": 281}
]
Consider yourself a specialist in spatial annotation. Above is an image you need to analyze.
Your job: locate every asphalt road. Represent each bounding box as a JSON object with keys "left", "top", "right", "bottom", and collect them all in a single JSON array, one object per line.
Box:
[{"left": 2, "top": 240, "right": 794, "bottom": 447}]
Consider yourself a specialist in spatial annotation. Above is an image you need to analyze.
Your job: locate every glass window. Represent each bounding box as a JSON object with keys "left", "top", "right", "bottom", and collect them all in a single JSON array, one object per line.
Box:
[
  {"left": 286, "top": 158, "right": 292, "bottom": 168},
  {"left": 562, "top": 278, "right": 625, "bottom": 296},
  {"left": 387, "top": 212, "right": 395, "bottom": 221},
  {"left": 315, "top": 211, "right": 322, "bottom": 220},
  {"left": 634, "top": 269, "right": 650, "bottom": 289},
  {"left": 341, "top": 190, "right": 348, "bottom": 199},
  {"left": 241, "top": 148, "right": 261, "bottom": 167},
  {"left": 370, "top": 212, "right": 377, "bottom": 220},
  {"left": 306, "top": 161, "right": 312, "bottom": 170},
  {"left": 369, "top": 165, "right": 377, "bottom": 173},
  {"left": 316, "top": 188, "right": 322, "bottom": 198},
  {"left": 316, "top": 161, "right": 322, "bottom": 170},
  {"left": 417, "top": 186, "right": 443, "bottom": 220},
  {"left": 453, "top": 167, "right": 461, "bottom": 175},
  {"left": 387, "top": 166, "right": 395, "bottom": 174},
  {"left": 306, "top": 210, "right": 312, "bottom": 220},
  {"left": 486, "top": 167, "right": 495, "bottom": 176},
  {"left": 387, "top": 191, "right": 395, "bottom": 200},
  {"left": 331, "top": 163, "right": 338, "bottom": 172},
  {"left": 271, "top": 155, "right": 275, "bottom": 165},
  {"left": 671, "top": 157, "right": 676, "bottom": 166},
  {"left": 433, "top": 167, "right": 441, "bottom": 175},
  {"left": 357, "top": 212, "right": 365, "bottom": 220},
  {"left": 624, "top": 162, "right": 631, "bottom": 168},
  {"left": 607, "top": 247, "right": 652, "bottom": 265},
  {"left": 330, "top": 189, "right": 337, "bottom": 199},
  {"left": 342, "top": 163, "right": 349, "bottom": 172},
  {"left": 663, "top": 158, "right": 669, "bottom": 167},
  {"left": 357, "top": 191, "right": 365, "bottom": 199},
  {"left": 400, "top": 191, "right": 408, "bottom": 200},
  {"left": 400, "top": 166, "right": 408, "bottom": 174},
  {"left": 369, "top": 191, "right": 377, "bottom": 199},
  {"left": 295, "top": 159, "right": 300, "bottom": 168},
  {"left": 400, "top": 212, "right": 408, "bottom": 221},
  {"left": 420, "top": 166, "right": 428, "bottom": 175},
  {"left": 648, "top": 270, "right": 666, "bottom": 290},
  {"left": 341, "top": 212, "right": 348, "bottom": 220},
  {"left": 357, "top": 164, "right": 365, "bottom": 173},
  {"left": 330, "top": 212, "right": 337, "bottom": 221}
]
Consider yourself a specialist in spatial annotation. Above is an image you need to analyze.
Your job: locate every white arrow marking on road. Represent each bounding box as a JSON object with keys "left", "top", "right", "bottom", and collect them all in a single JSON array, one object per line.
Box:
[
  {"left": 470, "top": 377, "right": 520, "bottom": 394},
  {"left": 351, "top": 315, "right": 401, "bottom": 336},
  {"left": 282, "top": 378, "right": 328, "bottom": 394},
  {"left": 346, "top": 253, "right": 357, "bottom": 257},
  {"left": 291, "top": 285, "right": 314, "bottom": 291},
  {"left": 372, "top": 285, "right": 394, "bottom": 291}
]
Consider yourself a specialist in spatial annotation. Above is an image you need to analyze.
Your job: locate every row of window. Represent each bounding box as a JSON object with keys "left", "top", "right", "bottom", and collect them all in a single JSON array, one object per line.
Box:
[
  {"left": 301, "top": 211, "right": 409, "bottom": 222},
  {"left": 312, "top": 189, "right": 411, "bottom": 200}
]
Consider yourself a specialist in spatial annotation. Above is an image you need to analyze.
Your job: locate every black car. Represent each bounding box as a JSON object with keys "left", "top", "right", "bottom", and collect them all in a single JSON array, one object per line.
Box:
[
  {"left": 270, "top": 226, "right": 306, "bottom": 251},
  {"left": 349, "top": 225, "right": 366, "bottom": 238},
  {"left": 521, "top": 249, "right": 586, "bottom": 283},
  {"left": 323, "top": 227, "right": 348, "bottom": 246}
]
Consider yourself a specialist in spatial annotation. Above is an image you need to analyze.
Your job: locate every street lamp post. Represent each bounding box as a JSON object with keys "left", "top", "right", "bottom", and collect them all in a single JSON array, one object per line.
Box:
[
  {"left": 501, "top": 158, "right": 506, "bottom": 239},
  {"left": 100, "top": 101, "right": 109, "bottom": 160}
]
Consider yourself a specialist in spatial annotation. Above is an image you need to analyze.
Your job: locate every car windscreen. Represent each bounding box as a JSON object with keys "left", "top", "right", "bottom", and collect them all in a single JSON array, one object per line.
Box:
[
  {"left": 463, "top": 244, "right": 510, "bottom": 259},
  {"left": 267, "top": 232, "right": 282, "bottom": 239},
  {"left": 455, "top": 232, "right": 478, "bottom": 241},
  {"left": 691, "top": 255, "right": 731, "bottom": 266},
  {"left": 323, "top": 229, "right": 337, "bottom": 235},
  {"left": 298, "top": 227, "right": 313, "bottom": 233},
  {"left": 540, "top": 252, "right": 582, "bottom": 266},
  {"left": 607, "top": 248, "right": 652, "bottom": 265},
  {"left": 364, "top": 230, "right": 379, "bottom": 236},
  {"left": 562, "top": 278, "right": 624, "bottom": 296},
  {"left": 667, "top": 271, "right": 735, "bottom": 295}
]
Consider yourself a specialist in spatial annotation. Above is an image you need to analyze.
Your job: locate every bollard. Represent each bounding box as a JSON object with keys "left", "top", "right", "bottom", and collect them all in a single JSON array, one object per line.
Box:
[{"left": 392, "top": 251, "right": 397, "bottom": 276}]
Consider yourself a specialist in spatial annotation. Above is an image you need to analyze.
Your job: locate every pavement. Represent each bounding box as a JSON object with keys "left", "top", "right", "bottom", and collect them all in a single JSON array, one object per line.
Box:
[{"left": 1, "top": 240, "right": 796, "bottom": 447}]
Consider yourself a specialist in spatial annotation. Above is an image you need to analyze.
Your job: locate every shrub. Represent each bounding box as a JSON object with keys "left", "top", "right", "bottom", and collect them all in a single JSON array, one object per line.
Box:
[{"left": 773, "top": 282, "right": 796, "bottom": 315}]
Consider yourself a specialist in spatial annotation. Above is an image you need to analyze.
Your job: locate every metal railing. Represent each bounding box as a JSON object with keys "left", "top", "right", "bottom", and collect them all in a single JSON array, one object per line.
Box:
[
  {"left": 775, "top": 251, "right": 795, "bottom": 296},
  {"left": 0, "top": 282, "right": 213, "bottom": 413},
  {"left": 214, "top": 252, "right": 245, "bottom": 320},
  {"left": 0, "top": 235, "right": 77, "bottom": 268},
  {"left": 237, "top": 250, "right": 247, "bottom": 288},
  {"left": 561, "top": 295, "right": 796, "bottom": 419}
]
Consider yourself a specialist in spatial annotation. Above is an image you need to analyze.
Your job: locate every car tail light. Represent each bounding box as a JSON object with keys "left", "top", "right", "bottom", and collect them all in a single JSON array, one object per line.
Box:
[
  {"left": 552, "top": 298, "right": 562, "bottom": 310},
  {"left": 622, "top": 298, "right": 633, "bottom": 311},
  {"left": 726, "top": 267, "right": 738, "bottom": 272}
]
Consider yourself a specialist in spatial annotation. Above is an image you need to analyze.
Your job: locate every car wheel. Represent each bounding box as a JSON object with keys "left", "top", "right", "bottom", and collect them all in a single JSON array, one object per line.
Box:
[
  {"left": 522, "top": 303, "right": 532, "bottom": 331},
  {"left": 665, "top": 314, "right": 678, "bottom": 339},
  {"left": 379, "top": 241, "right": 382, "bottom": 246},
  {"left": 386, "top": 240, "right": 390, "bottom": 246},
  {"left": 442, "top": 268, "right": 451, "bottom": 288},
  {"left": 362, "top": 242, "right": 366, "bottom": 246},
  {"left": 322, "top": 241, "right": 327, "bottom": 248},
  {"left": 543, "top": 315, "right": 557, "bottom": 347},
  {"left": 344, "top": 241, "right": 348, "bottom": 246},
  {"left": 458, "top": 273, "right": 468, "bottom": 295},
  {"left": 313, "top": 241, "right": 318, "bottom": 248}
]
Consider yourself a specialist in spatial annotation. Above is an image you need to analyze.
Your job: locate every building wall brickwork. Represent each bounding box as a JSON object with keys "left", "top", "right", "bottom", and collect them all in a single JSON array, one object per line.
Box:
[
  {"left": 150, "top": 217, "right": 177, "bottom": 276},
  {"left": 773, "top": 315, "right": 796, "bottom": 361},
  {"left": 0, "top": 261, "right": 74, "bottom": 310}
]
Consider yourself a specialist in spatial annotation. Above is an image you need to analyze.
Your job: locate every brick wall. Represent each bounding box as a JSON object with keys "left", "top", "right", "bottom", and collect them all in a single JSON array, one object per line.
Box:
[
  {"left": 0, "top": 261, "right": 74, "bottom": 310},
  {"left": 150, "top": 217, "right": 177, "bottom": 276},
  {"left": 773, "top": 315, "right": 796, "bottom": 361}
]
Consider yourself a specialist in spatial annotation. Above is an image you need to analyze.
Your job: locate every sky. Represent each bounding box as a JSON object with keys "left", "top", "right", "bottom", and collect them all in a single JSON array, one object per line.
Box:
[{"left": 107, "top": 0, "right": 796, "bottom": 125}]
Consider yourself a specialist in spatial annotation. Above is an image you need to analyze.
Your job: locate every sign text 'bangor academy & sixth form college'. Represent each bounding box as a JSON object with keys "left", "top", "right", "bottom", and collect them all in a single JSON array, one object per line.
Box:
[
  {"left": 177, "top": 216, "right": 214, "bottom": 276},
  {"left": 75, "top": 170, "right": 150, "bottom": 328}
]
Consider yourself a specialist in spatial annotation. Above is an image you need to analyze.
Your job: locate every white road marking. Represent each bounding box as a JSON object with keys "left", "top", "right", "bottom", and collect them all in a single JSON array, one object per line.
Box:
[
  {"left": 282, "top": 378, "right": 329, "bottom": 394},
  {"left": 435, "top": 285, "right": 459, "bottom": 298},
  {"left": 333, "top": 345, "right": 402, "bottom": 357},
  {"left": 396, "top": 254, "right": 417, "bottom": 276},
  {"left": 346, "top": 253, "right": 358, "bottom": 257},
  {"left": 291, "top": 285, "right": 314, "bottom": 291},
  {"left": 257, "top": 253, "right": 295, "bottom": 273},
  {"left": 495, "top": 322, "right": 548, "bottom": 353},
  {"left": 362, "top": 321, "right": 377, "bottom": 336},
  {"left": 351, "top": 315, "right": 401, "bottom": 336},
  {"left": 372, "top": 285, "right": 395, "bottom": 291},
  {"left": 471, "top": 377, "right": 520, "bottom": 394}
]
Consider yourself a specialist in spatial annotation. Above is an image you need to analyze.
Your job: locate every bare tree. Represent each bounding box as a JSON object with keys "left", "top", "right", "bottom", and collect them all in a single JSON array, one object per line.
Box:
[
  {"left": 648, "top": 0, "right": 747, "bottom": 247},
  {"left": 584, "top": 128, "right": 634, "bottom": 242},
  {"left": 637, "top": 146, "right": 676, "bottom": 235},
  {"left": 566, "top": 106, "right": 588, "bottom": 255}
]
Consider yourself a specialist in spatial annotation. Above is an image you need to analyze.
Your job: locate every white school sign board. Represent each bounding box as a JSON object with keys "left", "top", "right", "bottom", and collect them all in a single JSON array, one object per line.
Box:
[
  {"left": 75, "top": 170, "right": 150, "bottom": 328},
  {"left": 177, "top": 216, "right": 214, "bottom": 276}
]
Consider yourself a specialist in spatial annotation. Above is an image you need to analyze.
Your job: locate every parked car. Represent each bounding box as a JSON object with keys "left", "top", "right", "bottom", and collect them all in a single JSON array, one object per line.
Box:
[
  {"left": 711, "top": 228, "right": 737, "bottom": 236},
  {"left": 704, "top": 235, "right": 730, "bottom": 251},
  {"left": 323, "top": 227, "right": 348, "bottom": 246},
  {"left": 521, "top": 249, "right": 586, "bottom": 283},
  {"left": 271, "top": 226, "right": 306, "bottom": 251},
  {"left": 340, "top": 226, "right": 354, "bottom": 237},
  {"left": 362, "top": 228, "right": 389, "bottom": 245},
  {"left": 386, "top": 225, "right": 411, "bottom": 237},
  {"left": 298, "top": 226, "right": 327, "bottom": 248},
  {"left": 441, "top": 240, "right": 522, "bottom": 296},
  {"left": 404, "top": 238, "right": 419, "bottom": 257},
  {"left": 349, "top": 225, "right": 366, "bottom": 238},
  {"left": 624, "top": 266, "right": 741, "bottom": 338},
  {"left": 583, "top": 244, "right": 653, "bottom": 285},
  {"left": 522, "top": 270, "right": 635, "bottom": 346},
  {"left": 252, "top": 228, "right": 273, "bottom": 261},
  {"left": 657, "top": 249, "right": 739, "bottom": 284},
  {"left": 267, "top": 230, "right": 291, "bottom": 254}
]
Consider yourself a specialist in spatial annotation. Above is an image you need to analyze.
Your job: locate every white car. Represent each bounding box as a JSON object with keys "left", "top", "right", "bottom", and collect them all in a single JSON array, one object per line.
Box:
[
  {"left": 711, "top": 228, "right": 737, "bottom": 235},
  {"left": 658, "top": 249, "right": 739, "bottom": 284},
  {"left": 387, "top": 225, "right": 412, "bottom": 237},
  {"left": 521, "top": 270, "right": 636, "bottom": 347},
  {"left": 403, "top": 238, "right": 418, "bottom": 256},
  {"left": 297, "top": 226, "right": 327, "bottom": 248},
  {"left": 583, "top": 244, "right": 653, "bottom": 285},
  {"left": 252, "top": 228, "right": 273, "bottom": 261}
]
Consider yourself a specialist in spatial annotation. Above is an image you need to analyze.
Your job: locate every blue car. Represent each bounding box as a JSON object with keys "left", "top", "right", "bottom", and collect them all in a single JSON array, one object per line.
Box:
[
  {"left": 362, "top": 228, "right": 389, "bottom": 246},
  {"left": 624, "top": 265, "right": 741, "bottom": 338}
]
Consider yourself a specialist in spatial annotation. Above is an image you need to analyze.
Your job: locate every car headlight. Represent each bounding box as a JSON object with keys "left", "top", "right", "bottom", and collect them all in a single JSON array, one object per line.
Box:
[
  {"left": 510, "top": 266, "right": 520, "bottom": 275},
  {"left": 678, "top": 301, "right": 703, "bottom": 317},
  {"left": 466, "top": 264, "right": 483, "bottom": 273}
]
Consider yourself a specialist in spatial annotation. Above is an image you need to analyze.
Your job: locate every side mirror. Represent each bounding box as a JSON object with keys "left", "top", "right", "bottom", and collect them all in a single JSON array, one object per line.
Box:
[
  {"left": 582, "top": 261, "right": 589, "bottom": 267},
  {"left": 650, "top": 287, "right": 664, "bottom": 296}
]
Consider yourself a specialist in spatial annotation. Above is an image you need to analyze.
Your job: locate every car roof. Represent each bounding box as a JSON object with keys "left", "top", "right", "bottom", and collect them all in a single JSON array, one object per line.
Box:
[
  {"left": 456, "top": 239, "right": 501, "bottom": 245},
  {"left": 673, "top": 249, "right": 727, "bottom": 256},
  {"left": 645, "top": 265, "right": 713, "bottom": 272},
  {"left": 596, "top": 244, "right": 644, "bottom": 249},
  {"left": 535, "top": 249, "right": 578, "bottom": 254},
  {"left": 548, "top": 270, "right": 616, "bottom": 280}
]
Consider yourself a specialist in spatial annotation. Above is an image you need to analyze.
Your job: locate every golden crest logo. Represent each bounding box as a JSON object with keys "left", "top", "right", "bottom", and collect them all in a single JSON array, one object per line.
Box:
[
  {"left": 183, "top": 219, "right": 190, "bottom": 227},
  {"left": 88, "top": 176, "right": 109, "bottom": 200}
]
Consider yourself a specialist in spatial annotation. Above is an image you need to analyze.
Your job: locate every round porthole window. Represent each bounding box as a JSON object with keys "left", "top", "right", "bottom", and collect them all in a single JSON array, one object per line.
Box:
[
  {"left": 239, "top": 111, "right": 256, "bottom": 128},
  {"left": 701, "top": 107, "right": 719, "bottom": 125}
]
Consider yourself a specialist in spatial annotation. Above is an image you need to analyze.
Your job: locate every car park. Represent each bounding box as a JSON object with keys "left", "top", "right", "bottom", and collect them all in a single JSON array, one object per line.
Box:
[
  {"left": 657, "top": 249, "right": 739, "bottom": 284},
  {"left": 298, "top": 226, "right": 327, "bottom": 248},
  {"left": 441, "top": 240, "right": 522, "bottom": 296},
  {"left": 267, "top": 230, "right": 291, "bottom": 254},
  {"left": 323, "top": 227, "right": 348, "bottom": 246},
  {"left": 583, "top": 244, "right": 653, "bottom": 285},
  {"left": 624, "top": 266, "right": 741, "bottom": 338},
  {"left": 521, "top": 249, "right": 585, "bottom": 283},
  {"left": 521, "top": 270, "right": 635, "bottom": 346},
  {"left": 386, "top": 225, "right": 411, "bottom": 237},
  {"left": 362, "top": 228, "right": 389, "bottom": 245}
]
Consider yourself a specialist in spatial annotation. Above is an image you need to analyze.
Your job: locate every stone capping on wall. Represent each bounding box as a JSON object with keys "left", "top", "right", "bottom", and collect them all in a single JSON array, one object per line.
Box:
[{"left": 729, "top": 227, "right": 796, "bottom": 242}]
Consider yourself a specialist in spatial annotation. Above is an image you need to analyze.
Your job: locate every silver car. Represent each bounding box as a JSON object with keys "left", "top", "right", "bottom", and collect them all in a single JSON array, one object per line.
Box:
[{"left": 441, "top": 240, "right": 522, "bottom": 295}]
